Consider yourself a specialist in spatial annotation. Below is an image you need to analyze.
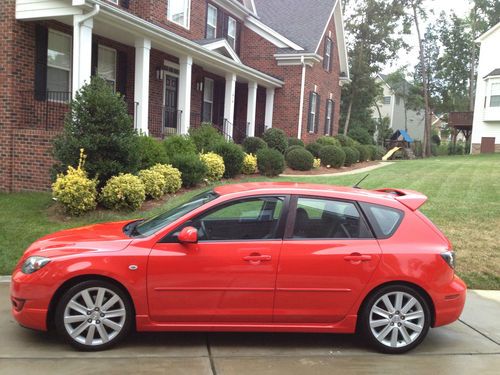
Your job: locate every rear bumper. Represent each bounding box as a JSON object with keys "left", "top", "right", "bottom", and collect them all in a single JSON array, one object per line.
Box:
[{"left": 433, "top": 275, "right": 467, "bottom": 327}]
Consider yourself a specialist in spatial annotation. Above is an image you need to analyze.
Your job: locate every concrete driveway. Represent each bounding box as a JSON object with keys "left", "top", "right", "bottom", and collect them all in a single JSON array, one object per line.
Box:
[{"left": 1, "top": 284, "right": 499, "bottom": 375}]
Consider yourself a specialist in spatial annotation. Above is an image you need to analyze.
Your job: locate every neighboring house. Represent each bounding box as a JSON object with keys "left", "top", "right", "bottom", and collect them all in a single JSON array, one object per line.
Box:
[
  {"left": 373, "top": 74, "right": 424, "bottom": 142},
  {"left": 471, "top": 21, "right": 500, "bottom": 154},
  {"left": 0, "top": 0, "right": 349, "bottom": 192}
]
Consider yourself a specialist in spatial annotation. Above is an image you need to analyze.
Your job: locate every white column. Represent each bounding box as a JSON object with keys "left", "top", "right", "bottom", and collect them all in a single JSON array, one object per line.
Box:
[
  {"left": 265, "top": 87, "right": 275, "bottom": 129},
  {"left": 178, "top": 55, "right": 193, "bottom": 135},
  {"left": 134, "top": 38, "right": 151, "bottom": 135},
  {"left": 224, "top": 73, "right": 237, "bottom": 139},
  {"left": 72, "top": 17, "right": 93, "bottom": 97},
  {"left": 246, "top": 82, "right": 258, "bottom": 137}
]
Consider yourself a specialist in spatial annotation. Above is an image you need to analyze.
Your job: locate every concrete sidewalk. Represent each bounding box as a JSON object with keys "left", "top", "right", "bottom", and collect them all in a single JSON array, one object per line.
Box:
[{"left": 1, "top": 284, "right": 499, "bottom": 374}]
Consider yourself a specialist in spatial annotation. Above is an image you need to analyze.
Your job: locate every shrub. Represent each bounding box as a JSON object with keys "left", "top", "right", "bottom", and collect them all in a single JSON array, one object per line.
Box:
[
  {"left": 135, "top": 135, "right": 169, "bottom": 170},
  {"left": 52, "top": 76, "right": 140, "bottom": 186},
  {"left": 376, "top": 146, "right": 386, "bottom": 160},
  {"left": 256, "top": 148, "right": 285, "bottom": 177},
  {"left": 431, "top": 143, "right": 439, "bottom": 156},
  {"left": 52, "top": 150, "right": 97, "bottom": 215},
  {"left": 101, "top": 174, "right": 146, "bottom": 211},
  {"left": 213, "top": 142, "right": 245, "bottom": 178},
  {"left": 200, "top": 152, "right": 225, "bottom": 181},
  {"left": 313, "top": 158, "right": 321, "bottom": 168},
  {"left": 354, "top": 144, "right": 371, "bottom": 162},
  {"left": 288, "top": 137, "right": 304, "bottom": 147},
  {"left": 317, "top": 136, "right": 340, "bottom": 147},
  {"left": 138, "top": 169, "right": 166, "bottom": 199},
  {"left": 286, "top": 148, "right": 314, "bottom": 171},
  {"left": 319, "top": 145, "right": 345, "bottom": 168},
  {"left": 448, "top": 142, "right": 464, "bottom": 155},
  {"left": 366, "top": 145, "right": 378, "bottom": 160},
  {"left": 242, "top": 153, "right": 258, "bottom": 175},
  {"left": 348, "top": 127, "right": 374, "bottom": 145},
  {"left": 305, "top": 142, "right": 323, "bottom": 158},
  {"left": 189, "top": 123, "right": 225, "bottom": 152},
  {"left": 437, "top": 143, "right": 448, "bottom": 156},
  {"left": 171, "top": 154, "right": 207, "bottom": 187},
  {"left": 334, "top": 134, "right": 356, "bottom": 147},
  {"left": 163, "top": 135, "right": 197, "bottom": 159},
  {"left": 343, "top": 146, "right": 360, "bottom": 166},
  {"left": 242, "top": 137, "right": 267, "bottom": 154},
  {"left": 149, "top": 164, "right": 182, "bottom": 193},
  {"left": 262, "top": 128, "right": 288, "bottom": 153},
  {"left": 285, "top": 145, "right": 304, "bottom": 157},
  {"left": 431, "top": 134, "right": 441, "bottom": 146}
]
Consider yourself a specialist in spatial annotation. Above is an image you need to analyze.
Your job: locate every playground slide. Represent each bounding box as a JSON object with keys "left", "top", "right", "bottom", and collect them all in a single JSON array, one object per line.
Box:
[{"left": 382, "top": 147, "right": 401, "bottom": 161}]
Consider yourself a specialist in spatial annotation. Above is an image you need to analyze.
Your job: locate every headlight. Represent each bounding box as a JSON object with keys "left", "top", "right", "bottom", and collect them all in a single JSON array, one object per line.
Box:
[
  {"left": 440, "top": 251, "right": 455, "bottom": 269},
  {"left": 21, "top": 256, "right": 51, "bottom": 274}
]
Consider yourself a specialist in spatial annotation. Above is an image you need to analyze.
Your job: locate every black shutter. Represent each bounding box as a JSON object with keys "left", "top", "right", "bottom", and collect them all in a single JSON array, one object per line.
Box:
[
  {"left": 91, "top": 42, "right": 98, "bottom": 76},
  {"left": 307, "top": 91, "right": 313, "bottom": 133},
  {"left": 324, "top": 100, "right": 329, "bottom": 135},
  {"left": 217, "top": 8, "right": 224, "bottom": 38},
  {"left": 117, "top": 50, "right": 128, "bottom": 96},
  {"left": 122, "top": 0, "right": 130, "bottom": 9},
  {"left": 315, "top": 94, "right": 320, "bottom": 133},
  {"left": 331, "top": 101, "right": 335, "bottom": 135},
  {"left": 34, "top": 25, "right": 48, "bottom": 101}
]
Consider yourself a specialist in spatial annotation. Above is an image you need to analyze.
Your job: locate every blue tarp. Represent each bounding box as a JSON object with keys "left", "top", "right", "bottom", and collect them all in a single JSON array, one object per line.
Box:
[{"left": 391, "top": 129, "right": 413, "bottom": 143}]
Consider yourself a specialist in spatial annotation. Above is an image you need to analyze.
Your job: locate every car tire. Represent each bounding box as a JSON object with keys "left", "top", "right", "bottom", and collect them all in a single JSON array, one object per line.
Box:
[
  {"left": 360, "top": 284, "right": 431, "bottom": 354},
  {"left": 55, "top": 280, "right": 132, "bottom": 351}
]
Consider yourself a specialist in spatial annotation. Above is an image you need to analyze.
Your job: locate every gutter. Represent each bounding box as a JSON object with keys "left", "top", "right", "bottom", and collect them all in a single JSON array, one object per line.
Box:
[{"left": 297, "top": 56, "right": 307, "bottom": 139}]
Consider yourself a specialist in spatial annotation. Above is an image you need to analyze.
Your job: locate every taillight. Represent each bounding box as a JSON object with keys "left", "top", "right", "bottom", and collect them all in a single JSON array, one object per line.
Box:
[{"left": 440, "top": 251, "right": 456, "bottom": 269}]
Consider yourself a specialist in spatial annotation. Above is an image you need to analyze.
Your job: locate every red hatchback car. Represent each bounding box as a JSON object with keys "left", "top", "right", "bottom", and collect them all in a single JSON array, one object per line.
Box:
[{"left": 11, "top": 182, "right": 466, "bottom": 353}]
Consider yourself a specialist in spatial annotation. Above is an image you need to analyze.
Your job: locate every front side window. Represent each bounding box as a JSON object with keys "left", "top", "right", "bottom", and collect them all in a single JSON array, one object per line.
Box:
[
  {"left": 97, "top": 45, "right": 117, "bottom": 92},
  {"left": 168, "top": 0, "right": 190, "bottom": 28},
  {"left": 292, "top": 197, "right": 372, "bottom": 239},
  {"left": 206, "top": 4, "right": 217, "bottom": 39},
  {"left": 169, "top": 196, "right": 285, "bottom": 241},
  {"left": 323, "top": 37, "right": 332, "bottom": 71},
  {"left": 490, "top": 82, "right": 500, "bottom": 107},
  {"left": 47, "top": 30, "right": 71, "bottom": 99},
  {"left": 202, "top": 77, "right": 214, "bottom": 122},
  {"left": 324, "top": 99, "right": 333, "bottom": 135},
  {"left": 227, "top": 17, "right": 237, "bottom": 50}
]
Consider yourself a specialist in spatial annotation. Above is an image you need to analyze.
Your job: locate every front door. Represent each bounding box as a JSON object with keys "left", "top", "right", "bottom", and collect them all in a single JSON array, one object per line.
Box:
[
  {"left": 163, "top": 75, "right": 178, "bottom": 136},
  {"left": 147, "top": 196, "right": 287, "bottom": 323},
  {"left": 273, "top": 196, "right": 381, "bottom": 323}
]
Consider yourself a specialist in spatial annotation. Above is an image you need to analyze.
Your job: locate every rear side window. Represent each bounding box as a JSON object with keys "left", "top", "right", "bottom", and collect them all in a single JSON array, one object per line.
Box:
[{"left": 360, "top": 203, "right": 404, "bottom": 238}]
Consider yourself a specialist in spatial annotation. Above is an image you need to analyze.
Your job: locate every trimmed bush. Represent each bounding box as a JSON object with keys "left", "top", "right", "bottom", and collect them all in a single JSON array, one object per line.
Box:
[
  {"left": 343, "top": 146, "right": 360, "bottom": 166},
  {"left": 136, "top": 135, "right": 169, "bottom": 170},
  {"left": 256, "top": 148, "right": 285, "bottom": 177},
  {"left": 200, "top": 152, "right": 225, "bottom": 181},
  {"left": 319, "top": 145, "right": 345, "bottom": 168},
  {"left": 288, "top": 137, "right": 304, "bottom": 147},
  {"left": 317, "top": 136, "right": 340, "bottom": 147},
  {"left": 262, "top": 128, "right": 288, "bottom": 153},
  {"left": 305, "top": 142, "right": 323, "bottom": 158},
  {"left": 101, "top": 174, "right": 146, "bottom": 211},
  {"left": 52, "top": 151, "right": 97, "bottom": 215},
  {"left": 149, "top": 164, "right": 182, "bottom": 194},
  {"left": 213, "top": 142, "right": 245, "bottom": 178},
  {"left": 348, "top": 127, "right": 373, "bottom": 145},
  {"left": 163, "top": 135, "right": 197, "bottom": 159},
  {"left": 189, "top": 123, "right": 225, "bottom": 152},
  {"left": 171, "top": 154, "right": 207, "bottom": 188},
  {"left": 138, "top": 169, "right": 166, "bottom": 199},
  {"left": 285, "top": 145, "right": 304, "bottom": 157},
  {"left": 242, "top": 137, "right": 267, "bottom": 154},
  {"left": 334, "top": 134, "right": 356, "bottom": 147},
  {"left": 313, "top": 158, "right": 321, "bottom": 169},
  {"left": 242, "top": 153, "right": 258, "bottom": 175},
  {"left": 286, "top": 148, "right": 314, "bottom": 171},
  {"left": 354, "top": 144, "right": 371, "bottom": 162}
]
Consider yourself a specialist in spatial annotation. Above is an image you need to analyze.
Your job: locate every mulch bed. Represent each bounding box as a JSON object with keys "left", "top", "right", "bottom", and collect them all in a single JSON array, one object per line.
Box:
[{"left": 282, "top": 161, "right": 380, "bottom": 175}]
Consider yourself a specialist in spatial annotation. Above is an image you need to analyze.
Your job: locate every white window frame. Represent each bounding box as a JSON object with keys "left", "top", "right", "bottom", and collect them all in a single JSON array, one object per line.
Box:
[
  {"left": 489, "top": 81, "right": 500, "bottom": 107},
  {"left": 206, "top": 4, "right": 218, "bottom": 39},
  {"left": 325, "top": 99, "right": 333, "bottom": 135},
  {"left": 47, "top": 29, "right": 72, "bottom": 102},
  {"left": 309, "top": 92, "right": 318, "bottom": 133},
  {"left": 203, "top": 77, "right": 214, "bottom": 123},
  {"left": 383, "top": 96, "right": 391, "bottom": 105},
  {"left": 227, "top": 16, "right": 237, "bottom": 50},
  {"left": 97, "top": 45, "right": 117, "bottom": 92},
  {"left": 108, "top": 0, "right": 118, "bottom": 4},
  {"left": 167, "top": 0, "right": 191, "bottom": 29},
  {"left": 324, "top": 37, "right": 332, "bottom": 72}
]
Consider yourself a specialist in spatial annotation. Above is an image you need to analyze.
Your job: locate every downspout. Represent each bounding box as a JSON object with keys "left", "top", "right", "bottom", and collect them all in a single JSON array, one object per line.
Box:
[{"left": 297, "top": 55, "right": 307, "bottom": 139}]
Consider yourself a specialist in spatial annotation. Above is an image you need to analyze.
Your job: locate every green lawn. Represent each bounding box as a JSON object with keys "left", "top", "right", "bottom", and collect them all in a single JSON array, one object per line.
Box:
[{"left": 1, "top": 154, "right": 499, "bottom": 289}]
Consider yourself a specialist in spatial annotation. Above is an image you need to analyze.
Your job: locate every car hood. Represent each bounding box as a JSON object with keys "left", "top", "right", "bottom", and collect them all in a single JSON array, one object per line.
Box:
[{"left": 22, "top": 221, "right": 134, "bottom": 259}]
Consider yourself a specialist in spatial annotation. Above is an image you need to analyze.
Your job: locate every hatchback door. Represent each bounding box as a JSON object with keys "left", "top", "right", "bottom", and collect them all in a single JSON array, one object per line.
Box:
[
  {"left": 148, "top": 195, "right": 287, "bottom": 323},
  {"left": 273, "top": 196, "right": 381, "bottom": 323}
]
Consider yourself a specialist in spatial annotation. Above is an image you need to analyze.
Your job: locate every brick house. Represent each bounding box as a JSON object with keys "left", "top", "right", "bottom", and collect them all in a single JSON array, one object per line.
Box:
[{"left": 0, "top": 0, "right": 349, "bottom": 191}]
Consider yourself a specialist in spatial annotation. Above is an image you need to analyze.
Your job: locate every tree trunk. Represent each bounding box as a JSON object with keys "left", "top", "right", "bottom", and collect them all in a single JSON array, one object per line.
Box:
[{"left": 374, "top": 102, "right": 384, "bottom": 145}]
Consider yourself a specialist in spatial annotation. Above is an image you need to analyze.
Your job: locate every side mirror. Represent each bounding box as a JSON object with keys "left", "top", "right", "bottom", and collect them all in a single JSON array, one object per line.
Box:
[{"left": 178, "top": 226, "right": 198, "bottom": 244}]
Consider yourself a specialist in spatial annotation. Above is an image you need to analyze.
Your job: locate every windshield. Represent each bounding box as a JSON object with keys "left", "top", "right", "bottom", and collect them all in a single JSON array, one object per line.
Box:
[{"left": 131, "top": 190, "right": 219, "bottom": 237}]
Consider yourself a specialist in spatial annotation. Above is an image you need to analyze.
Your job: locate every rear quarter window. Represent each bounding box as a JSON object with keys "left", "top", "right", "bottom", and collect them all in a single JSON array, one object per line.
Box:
[{"left": 360, "top": 202, "right": 404, "bottom": 238}]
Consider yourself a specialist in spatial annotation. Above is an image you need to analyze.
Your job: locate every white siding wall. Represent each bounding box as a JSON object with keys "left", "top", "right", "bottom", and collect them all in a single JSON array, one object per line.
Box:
[{"left": 16, "top": 0, "right": 82, "bottom": 19}]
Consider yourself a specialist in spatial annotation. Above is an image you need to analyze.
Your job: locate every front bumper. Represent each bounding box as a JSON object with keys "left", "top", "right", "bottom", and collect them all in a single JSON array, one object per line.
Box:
[{"left": 433, "top": 275, "right": 467, "bottom": 327}]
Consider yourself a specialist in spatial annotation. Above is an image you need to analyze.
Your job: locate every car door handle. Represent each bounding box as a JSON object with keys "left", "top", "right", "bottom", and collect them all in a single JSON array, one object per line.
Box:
[
  {"left": 344, "top": 253, "right": 372, "bottom": 262},
  {"left": 243, "top": 254, "right": 272, "bottom": 262}
]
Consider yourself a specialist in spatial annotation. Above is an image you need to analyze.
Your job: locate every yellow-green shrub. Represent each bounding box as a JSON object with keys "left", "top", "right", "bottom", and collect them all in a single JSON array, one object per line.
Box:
[
  {"left": 313, "top": 158, "right": 321, "bottom": 169},
  {"left": 149, "top": 164, "right": 182, "bottom": 194},
  {"left": 52, "top": 166, "right": 97, "bottom": 215},
  {"left": 138, "top": 169, "right": 166, "bottom": 199},
  {"left": 100, "top": 174, "right": 145, "bottom": 210},
  {"left": 242, "top": 153, "right": 258, "bottom": 175},
  {"left": 200, "top": 152, "right": 225, "bottom": 181}
]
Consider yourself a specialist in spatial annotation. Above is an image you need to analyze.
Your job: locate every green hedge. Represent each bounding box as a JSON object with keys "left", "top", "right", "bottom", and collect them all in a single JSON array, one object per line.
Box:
[
  {"left": 319, "top": 145, "right": 345, "bottom": 168},
  {"left": 286, "top": 148, "right": 314, "bottom": 171},
  {"left": 256, "top": 148, "right": 285, "bottom": 176}
]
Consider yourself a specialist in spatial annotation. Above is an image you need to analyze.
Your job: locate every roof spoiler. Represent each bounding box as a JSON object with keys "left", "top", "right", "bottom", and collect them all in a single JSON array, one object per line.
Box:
[{"left": 374, "top": 188, "right": 428, "bottom": 211}]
